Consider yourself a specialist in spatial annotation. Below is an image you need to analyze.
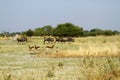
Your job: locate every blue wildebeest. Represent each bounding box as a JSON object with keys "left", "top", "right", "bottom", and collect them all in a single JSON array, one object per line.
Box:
[
  {"left": 43, "top": 37, "right": 54, "bottom": 44},
  {"left": 66, "top": 37, "right": 75, "bottom": 43},
  {"left": 55, "top": 37, "right": 74, "bottom": 43},
  {"left": 54, "top": 37, "right": 62, "bottom": 43},
  {"left": 17, "top": 36, "right": 27, "bottom": 45}
]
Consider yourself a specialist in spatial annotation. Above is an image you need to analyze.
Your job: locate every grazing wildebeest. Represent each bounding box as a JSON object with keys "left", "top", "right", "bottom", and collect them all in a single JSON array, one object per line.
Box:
[
  {"left": 17, "top": 36, "right": 27, "bottom": 44},
  {"left": 55, "top": 37, "right": 66, "bottom": 43},
  {"left": 55, "top": 37, "right": 74, "bottom": 43},
  {"left": 55, "top": 37, "right": 61, "bottom": 43},
  {"left": 66, "top": 37, "right": 75, "bottom": 43},
  {"left": 60, "top": 38, "right": 67, "bottom": 43},
  {"left": 43, "top": 37, "right": 54, "bottom": 44}
]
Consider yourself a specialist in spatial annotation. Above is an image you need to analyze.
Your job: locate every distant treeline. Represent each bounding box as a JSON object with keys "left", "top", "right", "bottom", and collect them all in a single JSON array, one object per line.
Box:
[{"left": 0, "top": 23, "right": 120, "bottom": 37}]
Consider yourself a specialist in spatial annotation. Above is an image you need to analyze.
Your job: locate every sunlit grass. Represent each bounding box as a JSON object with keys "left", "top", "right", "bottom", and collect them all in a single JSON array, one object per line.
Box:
[{"left": 0, "top": 35, "right": 120, "bottom": 80}]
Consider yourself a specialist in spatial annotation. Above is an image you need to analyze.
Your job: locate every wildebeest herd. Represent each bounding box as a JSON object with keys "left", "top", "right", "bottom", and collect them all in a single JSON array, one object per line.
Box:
[
  {"left": 16, "top": 36, "right": 74, "bottom": 45},
  {"left": 44, "top": 37, "right": 74, "bottom": 44}
]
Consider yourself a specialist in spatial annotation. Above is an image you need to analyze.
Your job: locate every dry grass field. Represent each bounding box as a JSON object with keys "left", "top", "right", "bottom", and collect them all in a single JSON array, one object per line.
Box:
[{"left": 0, "top": 35, "right": 120, "bottom": 80}]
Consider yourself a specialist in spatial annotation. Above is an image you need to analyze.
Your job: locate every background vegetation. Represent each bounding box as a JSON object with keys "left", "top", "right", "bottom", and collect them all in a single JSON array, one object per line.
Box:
[{"left": 0, "top": 23, "right": 120, "bottom": 37}]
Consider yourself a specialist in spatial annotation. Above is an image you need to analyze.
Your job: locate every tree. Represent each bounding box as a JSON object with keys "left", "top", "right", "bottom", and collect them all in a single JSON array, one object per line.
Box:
[
  {"left": 113, "top": 30, "right": 120, "bottom": 35},
  {"left": 53, "top": 23, "right": 83, "bottom": 37},
  {"left": 82, "top": 30, "right": 90, "bottom": 37},
  {"left": 103, "top": 30, "right": 113, "bottom": 36},
  {"left": 9, "top": 32, "right": 21, "bottom": 36},
  {"left": 34, "top": 25, "right": 53, "bottom": 36},
  {"left": 43, "top": 25, "right": 53, "bottom": 36},
  {"left": 0, "top": 30, "right": 10, "bottom": 37},
  {"left": 25, "top": 29, "right": 34, "bottom": 37},
  {"left": 34, "top": 28, "right": 45, "bottom": 36},
  {"left": 90, "top": 28, "right": 104, "bottom": 36}
]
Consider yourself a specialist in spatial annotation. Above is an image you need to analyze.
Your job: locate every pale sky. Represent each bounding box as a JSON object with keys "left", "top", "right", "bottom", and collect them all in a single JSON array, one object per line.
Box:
[{"left": 0, "top": 0, "right": 120, "bottom": 32}]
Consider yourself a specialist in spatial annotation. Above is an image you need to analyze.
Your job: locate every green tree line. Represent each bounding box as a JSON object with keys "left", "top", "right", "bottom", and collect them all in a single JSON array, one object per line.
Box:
[{"left": 0, "top": 23, "right": 120, "bottom": 37}]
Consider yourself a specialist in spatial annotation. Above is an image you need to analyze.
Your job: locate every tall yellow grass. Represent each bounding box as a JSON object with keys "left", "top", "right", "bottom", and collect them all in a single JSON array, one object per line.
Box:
[{"left": 38, "top": 35, "right": 120, "bottom": 58}]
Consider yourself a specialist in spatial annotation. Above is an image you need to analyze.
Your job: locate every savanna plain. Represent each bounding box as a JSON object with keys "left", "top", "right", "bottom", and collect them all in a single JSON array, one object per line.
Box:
[{"left": 0, "top": 35, "right": 120, "bottom": 80}]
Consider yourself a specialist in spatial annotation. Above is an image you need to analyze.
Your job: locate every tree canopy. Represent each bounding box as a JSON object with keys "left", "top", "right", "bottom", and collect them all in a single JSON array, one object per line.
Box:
[
  {"left": 53, "top": 23, "right": 83, "bottom": 37},
  {"left": 24, "top": 29, "right": 34, "bottom": 37},
  {"left": 0, "top": 22, "right": 119, "bottom": 37}
]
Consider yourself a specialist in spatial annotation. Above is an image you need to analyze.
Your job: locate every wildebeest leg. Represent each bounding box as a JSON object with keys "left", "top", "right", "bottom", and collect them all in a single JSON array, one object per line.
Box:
[
  {"left": 17, "top": 40, "right": 20, "bottom": 45},
  {"left": 49, "top": 41, "right": 50, "bottom": 44},
  {"left": 17, "top": 41, "right": 19, "bottom": 45},
  {"left": 43, "top": 40, "right": 45, "bottom": 44}
]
